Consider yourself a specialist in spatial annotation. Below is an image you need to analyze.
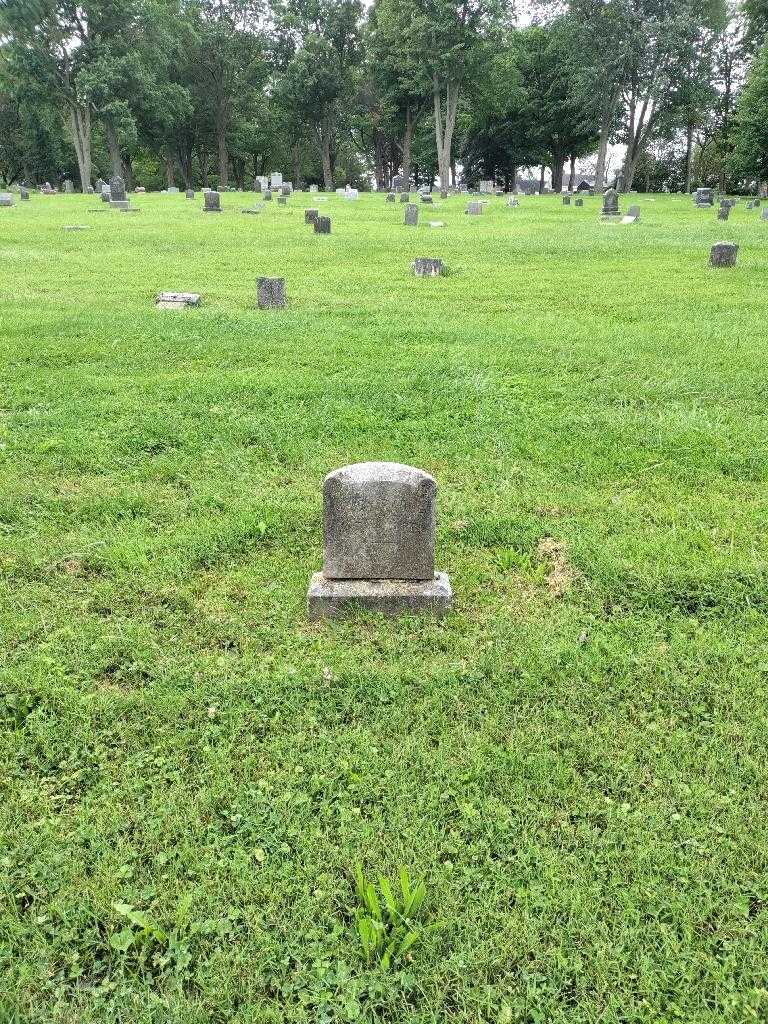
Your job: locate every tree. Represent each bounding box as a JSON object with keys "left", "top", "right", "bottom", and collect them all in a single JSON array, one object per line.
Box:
[{"left": 730, "top": 38, "right": 768, "bottom": 185}]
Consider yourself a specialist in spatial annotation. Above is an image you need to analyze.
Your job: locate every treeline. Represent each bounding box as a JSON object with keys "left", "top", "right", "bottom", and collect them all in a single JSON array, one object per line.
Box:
[{"left": 0, "top": 0, "right": 767, "bottom": 193}]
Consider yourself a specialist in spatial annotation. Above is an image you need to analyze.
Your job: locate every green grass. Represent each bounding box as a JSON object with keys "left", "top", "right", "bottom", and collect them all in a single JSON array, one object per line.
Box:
[{"left": 1, "top": 189, "right": 767, "bottom": 1023}]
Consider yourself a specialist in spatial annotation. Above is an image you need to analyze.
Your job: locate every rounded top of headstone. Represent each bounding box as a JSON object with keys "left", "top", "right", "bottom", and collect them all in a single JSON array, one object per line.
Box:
[{"left": 325, "top": 462, "right": 435, "bottom": 488}]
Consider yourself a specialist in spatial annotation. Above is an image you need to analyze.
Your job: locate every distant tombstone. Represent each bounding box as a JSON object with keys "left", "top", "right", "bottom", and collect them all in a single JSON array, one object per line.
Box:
[
  {"left": 755, "top": 198, "right": 762, "bottom": 207},
  {"left": 479, "top": 180, "right": 494, "bottom": 193},
  {"left": 718, "top": 206, "right": 730, "bottom": 221},
  {"left": 63, "top": 179, "right": 75, "bottom": 193},
  {"left": 762, "top": 208, "right": 768, "bottom": 221},
  {"left": 710, "top": 241, "right": 738, "bottom": 267},
  {"left": 95, "top": 178, "right": 105, "bottom": 193},
  {"left": 404, "top": 203, "right": 419, "bottom": 226},
  {"left": 263, "top": 189, "right": 272, "bottom": 202},
  {"left": 508, "top": 198, "right": 519, "bottom": 208},
  {"left": 156, "top": 292, "right": 201, "bottom": 310},
  {"left": 440, "top": 190, "right": 448, "bottom": 200},
  {"left": 627, "top": 204, "right": 640, "bottom": 219},
  {"left": 314, "top": 216, "right": 331, "bottom": 234},
  {"left": 602, "top": 187, "right": 619, "bottom": 217},
  {"left": 466, "top": 201, "right": 483, "bottom": 215},
  {"left": 420, "top": 194, "right": 434, "bottom": 204},
  {"left": 203, "top": 190, "right": 221, "bottom": 213},
  {"left": 574, "top": 197, "right": 583, "bottom": 207},
  {"left": 168, "top": 186, "right": 179, "bottom": 194},
  {"left": 344, "top": 187, "right": 359, "bottom": 200},
  {"left": 254, "top": 178, "right": 263, "bottom": 193},
  {"left": 186, "top": 189, "right": 195, "bottom": 199},
  {"left": 412, "top": 257, "right": 444, "bottom": 277},
  {"left": 20, "top": 187, "right": 29, "bottom": 200},
  {"left": 306, "top": 462, "right": 452, "bottom": 619},
  {"left": 0, "top": 193, "right": 14, "bottom": 207},
  {"left": 109, "top": 175, "right": 127, "bottom": 202},
  {"left": 694, "top": 187, "right": 714, "bottom": 207},
  {"left": 386, "top": 192, "right": 396, "bottom": 203},
  {"left": 305, "top": 208, "right": 319, "bottom": 225},
  {"left": 101, "top": 186, "right": 111, "bottom": 203},
  {"left": 392, "top": 174, "right": 406, "bottom": 192},
  {"left": 746, "top": 200, "right": 755, "bottom": 210},
  {"left": 399, "top": 192, "right": 411, "bottom": 204},
  {"left": 257, "top": 277, "right": 286, "bottom": 309},
  {"left": 309, "top": 184, "right": 319, "bottom": 193},
  {"left": 269, "top": 171, "right": 283, "bottom": 188},
  {"left": 562, "top": 195, "right": 571, "bottom": 205},
  {"left": 428, "top": 221, "right": 445, "bottom": 228},
  {"left": 278, "top": 196, "right": 287, "bottom": 205},
  {"left": 281, "top": 183, "right": 291, "bottom": 196}
]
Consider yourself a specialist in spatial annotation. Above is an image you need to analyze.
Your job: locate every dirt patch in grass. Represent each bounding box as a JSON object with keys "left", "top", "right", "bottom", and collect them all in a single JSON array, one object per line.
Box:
[{"left": 537, "top": 537, "right": 575, "bottom": 597}]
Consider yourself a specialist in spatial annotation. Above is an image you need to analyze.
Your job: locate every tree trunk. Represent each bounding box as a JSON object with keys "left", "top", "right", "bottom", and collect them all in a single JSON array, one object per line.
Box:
[
  {"left": 163, "top": 149, "right": 175, "bottom": 188},
  {"left": 551, "top": 153, "right": 565, "bottom": 192},
  {"left": 684, "top": 121, "right": 694, "bottom": 193},
  {"left": 433, "top": 74, "right": 459, "bottom": 191},
  {"left": 292, "top": 142, "right": 302, "bottom": 190},
  {"left": 104, "top": 119, "right": 123, "bottom": 179},
  {"left": 539, "top": 164, "right": 545, "bottom": 193},
  {"left": 217, "top": 114, "right": 228, "bottom": 189},
  {"left": 321, "top": 123, "right": 333, "bottom": 189},
  {"left": 67, "top": 103, "right": 92, "bottom": 191},
  {"left": 594, "top": 87, "right": 620, "bottom": 192},
  {"left": 402, "top": 103, "right": 415, "bottom": 186},
  {"left": 567, "top": 155, "right": 576, "bottom": 192},
  {"left": 198, "top": 145, "right": 209, "bottom": 188}
]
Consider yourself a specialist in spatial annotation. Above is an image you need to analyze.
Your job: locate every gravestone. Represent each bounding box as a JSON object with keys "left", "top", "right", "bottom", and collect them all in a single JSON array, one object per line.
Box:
[
  {"left": 602, "top": 187, "right": 619, "bottom": 217},
  {"left": 627, "top": 205, "right": 640, "bottom": 219},
  {"left": 762, "top": 209, "right": 768, "bottom": 221},
  {"left": 306, "top": 462, "right": 453, "bottom": 619},
  {"left": 694, "top": 187, "right": 714, "bottom": 206},
  {"left": 746, "top": 200, "right": 754, "bottom": 210},
  {"left": 254, "top": 178, "right": 263, "bottom": 193},
  {"left": 20, "top": 187, "right": 29, "bottom": 200},
  {"left": 399, "top": 192, "right": 410, "bottom": 204},
  {"left": 309, "top": 184, "right": 319, "bottom": 193},
  {"left": 710, "top": 241, "right": 738, "bottom": 267},
  {"left": 168, "top": 186, "right": 179, "bottom": 194},
  {"left": 109, "top": 175, "right": 127, "bottom": 202},
  {"left": 440, "top": 190, "right": 448, "bottom": 200},
  {"left": 95, "top": 178, "right": 105, "bottom": 193},
  {"left": 278, "top": 196, "right": 287, "bottom": 205},
  {"left": 156, "top": 292, "right": 200, "bottom": 310},
  {"left": 269, "top": 171, "right": 283, "bottom": 188},
  {"left": 63, "top": 179, "right": 74, "bottom": 193},
  {"left": 101, "top": 186, "right": 111, "bottom": 203},
  {"left": 281, "top": 183, "right": 291, "bottom": 196},
  {"left": 314, "top": 216, "right": 331, "bottom": 234},
  {"left": 755, "top": 198, "right": 762, "bottom": 207},
  {"left": 263, "top": 189, "right": 272, "bottom": 202},
  {"left": 203, "top": 190, "right": 221, "bottom": 213},
  {"left": 563, "top": 195, "right": 571, "bottom": 205},
  {"left": 257, "top": 277, "right": 286, "bottom": 309},
  {"left": 0, "top": 193, "right": 14, "bottom": 207},
  {"left": 479, "top": 180, "right": 494, "bottom": 194},
  {"left": 421, "top": 194, "right": 434, "bottom": 204},
  {"left": 466, "top": 201, "right": 482, "bottom": 215},
  {"left": 574, "top": 197, "right": 583, "bottom": 207},
  {"left": 305, "top": 208, "right": 319, "bottom": 225},
  {"left": 386, "top": 192, "right": 396, "bottom": 203},
  {"left": 508, "top": 197, "right": 519, "bottom": 207},
  {"left": 392, "top": 174, "right": 406, "bottom": 192},
  {"left": 186, "top": 189, "right": 195, "bottom": 199},
  {"left": 404, "top": 204, "right": 419, "bottom": 226},
  {"left": 428, "top": 221, "right": 445, "bottom": 228},
  {"left": 412, "top": 258, "right": 444, "bottom": 277},
  {"left": 718, "top": 206, "right": 730, "bottom": 221}
]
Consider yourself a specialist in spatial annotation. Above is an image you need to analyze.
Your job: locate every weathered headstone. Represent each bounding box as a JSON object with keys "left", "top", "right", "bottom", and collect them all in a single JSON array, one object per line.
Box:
[
  {"left": 718, "top": 205, "right": 730, "bottom": 221},
  {"left": 168, "top": 186, "right": 179, "bottom": 194},
  {"left": 257, "top": 277, "right": 286, "bottom": 309},
  {"left": 263, "top": 189, "right": 272, "bottom": 202},
  {"left": 186, "top": 189, "right": 195, "bottom": 199},
  {"left": 710, "top": 241, "right": 738, "bottom": 267},
  {"left": 254, "top": 178, "right": 263, "bottom": 193},
  {"left": 466, "top": 201, "right": 483, "bottom": 215},
  {"left": 156, "top": 292, "right": 201, "bottom": 310},
  {"left": 404, "top": 204, "right": 419, "bottom": 226},
  {"left": 309, "top": 184, "right": 319, "bottom": 194},
  {"left": 306, "top": 462, "right": 453, "bottom": 619},
  {"left": 440, "top": 190, "right": 448, "bottom": 200},
  {"left": 694, "top": 187, "right": 714, "bottom": 207},
  {"left": 269, "top": 171, "right": 283, "bottom": 188},
  {"left": 109, "top": 175, "right": 127, "bottom": 202},
  {"left": 762, "top": 208, "right": 768, "bottom": 221},
  {"left": 627, "top": 204, "right": 640, "bottom": 219},
  {"left": 203, "top": 190, "right": 221, "bottom": 213},
  {"left": 574, "top": 197, "right": 583, "bottom": 207},
  {"left": 602, "top": 187, "right": 619, "bottom": 217},
  {"left": 314, "top": 216, "right": 331, "bottom": 234},
  {"left": 399, "top": 192, "right": 411, "bottom": 204},
  {"left": 420, "top": 194, "right": 434, "bottom": 204},
  {"left": 755, "top": 198, "right": 762, "bottom": 207},
  {"left": 281, "top": 183, "right": 291, "bottom": 196},
  {"left": 562, "top": 195, "right": 571, "bottom": 205},
  {"left": 386, "top": 192, "right": 396, "bottom": 203},
  {"left": 305, "top": 208, "right": 319, "bottom": 225},
  {"left": 412, "top": 258, "right": 444, "bottom": 277},
  {"left": 278, "top": 196, "right": 287, "bottom": 205},
  {"left": 101, "top": 186, "right": 111, "bottom": 203},
  {"left": 63, "top": 179, "right": 74, "bottom": 193},
  {"left": 0, "top": 193, "right": 14, "bottom": 207},
  {"left": 20, "top": 187, "right": 29, "bottom": 200},
  {"left": 392, "top": 174, "right": 406, "bottom": 192}
]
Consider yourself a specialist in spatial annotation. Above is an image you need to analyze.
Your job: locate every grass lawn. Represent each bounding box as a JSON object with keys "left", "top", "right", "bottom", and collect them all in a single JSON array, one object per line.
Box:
[{"left": 1, "top": 189, "right": 767, "bottom": 1023}]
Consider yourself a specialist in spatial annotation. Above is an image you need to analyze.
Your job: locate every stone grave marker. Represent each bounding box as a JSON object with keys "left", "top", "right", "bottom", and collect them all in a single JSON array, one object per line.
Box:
[
  {"left": 20, "top": 187, "right": 29, "bottom": 200},
  {"left": 575, "top": 197, "right": 583, "bottom": 207},
  {"left": 412, "top": 258, "right": 445, "bottom": 277},
  {"left": 263, "top": 189, "right": 272, "bottom": 202},
  {"left": 404, "top": 204, "right": 419, "bottom": 226},
  {"left": 602, "top": 188, "right": 619, "bottom": 217},
  {"left": 694, "top": 187, "right": 714, "bottom": 207},
  {"left": 257, "top": 277, "right": 286, "bottom": 309},
  {"left": 386, "top": 192, "right": 396, "bottom": 203},
  {"left": 0, "top": 193, "right": 15, "bottom": 207},
  {"left": 710, "top": 241, "right": 738, "bottom": 267},
  {"left": 156, "top": 292, "right": 201, "bottom": 310},
  {"left": 718, "top": 206, "right": 730, "bottom": 221},
  {"left": 204, "top": 190, "right": 221, "bottom": 213},
  {"left": 466, "top": 201, "right": 482, "bottom": 215},
  {"left": 421, "top": 194, "right": 434, "bottom": 204},
  {"left": 562, "top": 195, "right": 571, "bottom": 205},
  {"left": 278, "top": 196, "right": 287, "bottom": 205},
  {"left": 314, "top": 216, "right": 331, "bottom": 234},
  {"left": 392, "top": 174, "right": 405, "bottom": 192},
  {"left": 399, "top": 192, "right": 410, "bottom": 203},
  {"left": 305, "top": 208, "right": 319, "bottom": 225},
  {"left": 309, "top": 184, "right": 319, "bottom": 193},
  {"left": 428, "top": 221, "right": 445, "bottom": 228},
  {"left": 306, "top": 462, "right": 453, "bottom": 619},
  {"left": 440, "top": 190, "right": 448, "bottom": 200},
  {"left": 63, "top": 179, "right": 74, "bottom": 193},
  {"left": 186, "top": 189, "right": 195, "bottom": 199}
]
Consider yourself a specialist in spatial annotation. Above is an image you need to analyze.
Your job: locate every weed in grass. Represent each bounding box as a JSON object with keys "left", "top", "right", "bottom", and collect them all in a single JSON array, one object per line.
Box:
[{"left": 352, "top": 865, "right": 438, "bottom": 969}]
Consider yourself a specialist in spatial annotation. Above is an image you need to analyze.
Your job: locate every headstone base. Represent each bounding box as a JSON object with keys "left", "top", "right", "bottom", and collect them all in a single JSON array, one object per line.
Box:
[
  {"left": 110, "top": 200, "right": 130, "bottom": 211},
  {"left": 307, "top": 571, "right": 452, "bottom": 620}
]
